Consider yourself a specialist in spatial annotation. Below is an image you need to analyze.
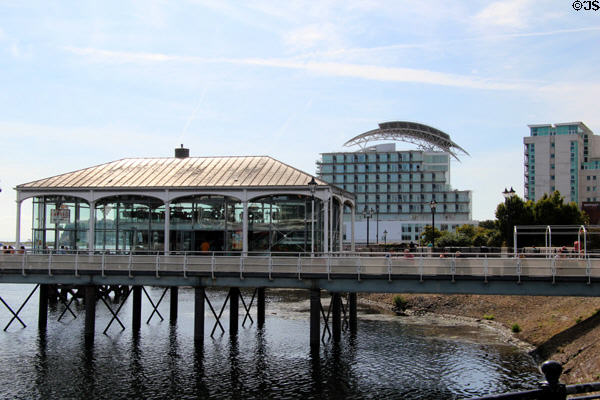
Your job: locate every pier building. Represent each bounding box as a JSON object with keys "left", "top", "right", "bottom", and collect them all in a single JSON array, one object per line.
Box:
[
  {"left": 15, "top": 147, "right": 355, "bottom": 254},
  {"left": 316, "top": 121, "right": 473, "bottom": 244}
]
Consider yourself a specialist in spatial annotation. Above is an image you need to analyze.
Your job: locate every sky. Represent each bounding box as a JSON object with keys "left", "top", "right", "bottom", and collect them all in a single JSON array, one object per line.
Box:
[{"left": 1, "top": 0, "right": 599, "bottom": 241}]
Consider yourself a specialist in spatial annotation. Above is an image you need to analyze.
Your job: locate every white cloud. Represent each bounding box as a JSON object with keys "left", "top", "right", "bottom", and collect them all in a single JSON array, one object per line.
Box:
[
  {"left": 283, "top": 23, "right": 342, "bottom": 51},
  {"left": 64, "top": 46, "right": 529, "bottom": 90},
  {"left": 473, "top": 0, "right": 536, "bottom": 29}
]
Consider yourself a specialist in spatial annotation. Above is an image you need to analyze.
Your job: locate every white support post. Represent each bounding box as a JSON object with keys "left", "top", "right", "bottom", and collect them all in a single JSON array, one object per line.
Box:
[
  {"left": 311, "top": 196, "right": 315, "bottom": 256},
  {"left": 164, "top": 201, "right": 170, "bottom": 255},
  {"left": 351, "top": 205, "right": 355, "bottom": 252},
  {"left": 88, "top": 201, "right": 95, "bottom": 253},
  {"left": 242, "top": 200, "right": 249, "bottom": 255},
  {"left": 323, "top": 196, "right": 329, "bottom": 254},
  {"left": 329, "top": 196, "right": 333, "bottom": 254},
  {"left": 15, "top": 199, "right": 22, "bottom": 250},
  {"left": 339, "top": 201, "right": 344, "bottom": 252}
]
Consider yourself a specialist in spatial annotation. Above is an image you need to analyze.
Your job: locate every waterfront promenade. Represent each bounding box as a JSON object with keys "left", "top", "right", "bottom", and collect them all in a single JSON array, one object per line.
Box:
[{"left": 1, "top": 250, "right": 598, "bottom": 297}]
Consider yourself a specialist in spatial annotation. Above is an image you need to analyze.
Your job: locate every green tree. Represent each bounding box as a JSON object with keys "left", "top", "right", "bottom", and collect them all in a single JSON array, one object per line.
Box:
[
  {"left": 532, "top": 191, "right": 588, "bottom": 226},
  {"left": 478, "top": 220, "right": 497, "bottom": 230},
  {"left": 495, "top": 195, "right": 534, "bottom": 245},
  {"left": 493, "top": 190, "right": 589, "bottom": 247},
  {"left": 420, "top": 225, "right": 441, "bottom": 246}
]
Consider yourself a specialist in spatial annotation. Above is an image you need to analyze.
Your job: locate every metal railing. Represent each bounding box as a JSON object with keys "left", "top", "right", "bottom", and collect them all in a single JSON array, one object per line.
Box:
[
  {"left": 0, "top": 250, "right": 599, "bottom": 282},
  {"left": 465, "top": 360, "right": 600, "bottom": 400}
]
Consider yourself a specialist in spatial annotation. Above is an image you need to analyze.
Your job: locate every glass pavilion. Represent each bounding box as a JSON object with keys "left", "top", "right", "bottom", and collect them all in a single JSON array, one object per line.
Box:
[{"left": 16, "top": 151, "right": 355, "bottom": 254}]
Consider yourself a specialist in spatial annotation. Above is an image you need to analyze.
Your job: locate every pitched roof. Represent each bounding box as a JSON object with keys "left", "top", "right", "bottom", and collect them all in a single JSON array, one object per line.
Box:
[{"left": 18, "top": 156, "right": 328, "bottom": 190}]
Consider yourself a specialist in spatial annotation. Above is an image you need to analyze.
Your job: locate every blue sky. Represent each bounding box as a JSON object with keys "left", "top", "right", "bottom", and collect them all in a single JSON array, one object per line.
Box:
[{"left": 1, "top": 0, "right": 599, "bottom": 241}]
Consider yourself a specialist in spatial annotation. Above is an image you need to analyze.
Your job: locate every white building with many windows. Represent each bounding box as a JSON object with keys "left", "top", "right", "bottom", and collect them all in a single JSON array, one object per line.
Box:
[{"left": 317, "top": 121, "right": 474, "bottom": 244}]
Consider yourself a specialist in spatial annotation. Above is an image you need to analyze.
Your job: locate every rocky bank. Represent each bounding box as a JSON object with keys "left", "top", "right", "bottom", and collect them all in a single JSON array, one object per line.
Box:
[{"left": 360, "top": 293, "right": 600, "bottom": 384}]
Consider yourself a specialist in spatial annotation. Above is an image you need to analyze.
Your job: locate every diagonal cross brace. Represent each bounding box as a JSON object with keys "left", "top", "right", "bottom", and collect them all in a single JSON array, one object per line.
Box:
[
  {"left": 57, "top": 295, "right": 77, "bottom": 322},
  {"left": 1, "top": 284, "right": 39, "bottom": 331},
  {"left": 340, "top": 295, "right": 349, "bottom": 332},
  {"left": 241, "top": 288, "right": 257, "bottom": 327},
  {"left": 144, "top": 287, "right": 168, "bottom": 324},
  {"left": 103, "top": 287, "right": 132, "bottom": 334},
  {"left": 320, "top": 299, "right": 332, "bottom": 342},
  {"left": 208, "top": 291, "right": 229, "bottom": 337}
]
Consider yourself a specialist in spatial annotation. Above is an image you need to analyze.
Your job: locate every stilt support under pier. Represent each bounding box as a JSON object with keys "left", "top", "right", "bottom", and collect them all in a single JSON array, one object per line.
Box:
[
  {"left": 84, "top": 285, "right": 96, "bottom": 338},
  {"left": 38, "top": 284, "right": 48, "bottom": 331},
  {"left": 349, "top": 292, "right": 357, "bottom": 334},
  {"left": 332, "top": 293, "right": 342, "bottom": 343},
  {"left": 229, "top": 287, "right": 239, "bottom": 336},
  {"left": 170, "top": 287, "right": 178, "bottom": 325},
  {"left": 257, "top": 288, "right": 265, "bottom": 329},
  {"left": 132, "top": 286, "right": 142, "bottom": 332},
  {"left": 194, "top": 287, "right": 205, "bottom": 342},
  {"left": 310, "top": 288, "right": 320, "bottom": 350}
]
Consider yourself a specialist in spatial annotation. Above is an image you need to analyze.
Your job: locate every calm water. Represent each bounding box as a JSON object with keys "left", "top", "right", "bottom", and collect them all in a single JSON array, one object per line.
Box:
[{"left": 0, "top": 285, "right": 541, "bottom": 399}]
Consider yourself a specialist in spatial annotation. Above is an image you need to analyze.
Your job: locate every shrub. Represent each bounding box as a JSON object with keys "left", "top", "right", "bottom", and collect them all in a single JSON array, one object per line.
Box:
[
  {"left": 483, "top": 314, "right": 495, "bottom": 321},
  {"left": 393, "top": 295, "right": 408, "bottom": 311},
  {"left": 511, "top": 323, "right": 521, "bottom": 333}
]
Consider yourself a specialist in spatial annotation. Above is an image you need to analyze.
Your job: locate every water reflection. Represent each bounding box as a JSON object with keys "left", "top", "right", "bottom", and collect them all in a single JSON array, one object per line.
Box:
[
  {"left": 129, "top": 333, "right": 146, "bottom": 399},
  {"left": 0, "top": 286, "right": 540, "bottom": 399}
]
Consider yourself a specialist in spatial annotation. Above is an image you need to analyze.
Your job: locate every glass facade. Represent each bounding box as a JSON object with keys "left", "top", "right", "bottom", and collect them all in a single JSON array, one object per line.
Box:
[
  {"left": 317, "top": 149, "right": 471, "bottom": 223},
  {"left": 94, "top": 196, "right": 165, "bottom": 252},
  {"left": 31, "top": 194, "right": 334, "bottom": 253},
  {"left": 33, "top": 196, "right": 90, "bottom": 250}
]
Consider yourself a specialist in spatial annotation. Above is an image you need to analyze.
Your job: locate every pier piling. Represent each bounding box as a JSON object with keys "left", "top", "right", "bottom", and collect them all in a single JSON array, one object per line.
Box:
[
  {"left": 349, "top": 293, "right": 357, "bottom": 334},
  {"left": 257, "top": 287, "right": 265, "bottom": 328},
  {"left": 170, "top": 287, "right": 178, "bottom": 325},
  {"left": 310, "top": 288, "right": 320, "bottom": 349},
  {"left": 84, "top": 285, "right": 96, "bottom": 338},
  {"left": 132, "top": 286, "right": 142, "bottom": 332},
  {"left": 38, "top": 284, "right": 48, "bottom": 330},
  {"left": 194, "top": 287, "right": 205, "bottom": 342},
  {"left": 332, "top": 293, "right": 341, "bottom": 342},
  {"left": 229, "top": 287, "right": 239, "bottom": 335}
]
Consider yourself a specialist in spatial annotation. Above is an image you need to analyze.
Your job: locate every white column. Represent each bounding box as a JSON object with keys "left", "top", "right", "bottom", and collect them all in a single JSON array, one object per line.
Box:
[
  {"left": 323, "top": 196, "right": 329, "bottom": 254},
  {"left": 339, "top": 201, "right": 344, "bottom": 252},
  {"left": 329, "top": 196, "right": 333, "bottom": 253},
  {"left": 311, "top": 196, "right": 315, "bottom": 255},
  {"left": 15, "top": 199, "right": 22, "bottom": 250},
  {"left": 351, "top": 205, "right": 356, "bottom": 252},
  {"left": 88, "top": 201, "right": 95, "bottom": 252},
  {"left": 242, "top": 200, "right": 248, "bottom": 254},
  {"left": 164, "top": 201, "right": 170, "bottom": 254}
]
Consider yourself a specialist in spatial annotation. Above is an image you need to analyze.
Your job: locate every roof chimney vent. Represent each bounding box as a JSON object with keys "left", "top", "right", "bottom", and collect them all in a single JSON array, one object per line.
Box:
[{"left": 175, "top": 144, "right": 189, "bottom": 159}]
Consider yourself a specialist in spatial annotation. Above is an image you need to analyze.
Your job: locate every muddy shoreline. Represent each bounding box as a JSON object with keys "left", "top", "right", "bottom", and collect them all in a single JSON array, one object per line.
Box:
[
  {"left": 357, "top": 296, "right": 535, "bottom": 352},
  {"left": 358, "top": 293, "right": 600, "bottom": 384}
]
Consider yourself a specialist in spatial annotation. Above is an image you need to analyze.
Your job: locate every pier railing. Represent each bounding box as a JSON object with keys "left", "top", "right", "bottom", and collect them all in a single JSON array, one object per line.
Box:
[
  {"left": 465, "top": 360, "right": 600, "bottom": 400},
  {"left": 0, "top": 250, "right": 599, "bottom": 282}
]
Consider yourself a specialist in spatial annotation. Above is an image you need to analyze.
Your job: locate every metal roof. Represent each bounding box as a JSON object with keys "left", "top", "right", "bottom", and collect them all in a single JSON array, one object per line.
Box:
[
  {"left": 18, "top": 156, "right": 329, "bottom": 190},
  {"left": 343, "top": 121, "right": 469, "bottom": 161}
]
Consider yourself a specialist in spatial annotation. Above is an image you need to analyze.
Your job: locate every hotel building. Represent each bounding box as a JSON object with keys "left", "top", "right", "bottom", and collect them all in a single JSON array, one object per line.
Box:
[{"left": 317, "top": 121, "right": 473, "bottom": 244}]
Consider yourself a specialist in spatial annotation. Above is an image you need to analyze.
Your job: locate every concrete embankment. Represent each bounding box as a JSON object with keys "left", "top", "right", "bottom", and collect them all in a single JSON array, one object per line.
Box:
[{"left": 360, "top": 293, "right": 600, "bottom": 384}]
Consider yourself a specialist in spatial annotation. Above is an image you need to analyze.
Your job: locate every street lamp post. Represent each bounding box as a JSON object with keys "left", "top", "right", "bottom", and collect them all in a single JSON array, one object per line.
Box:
[
  {"left": 308, "top": 177, "right": 317, "bottom": 255},
  {"left": 502, "top": 187, "right": 516, "bottom": 246},
  {"left": 376, "top": 204, "right": 379, "bottom": 244},
  {"left": 363, "top": 206, "right": 374, "bottom": 247},
  {"left": 430, "top": 200, "right": 437, "bottom": 248}
]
